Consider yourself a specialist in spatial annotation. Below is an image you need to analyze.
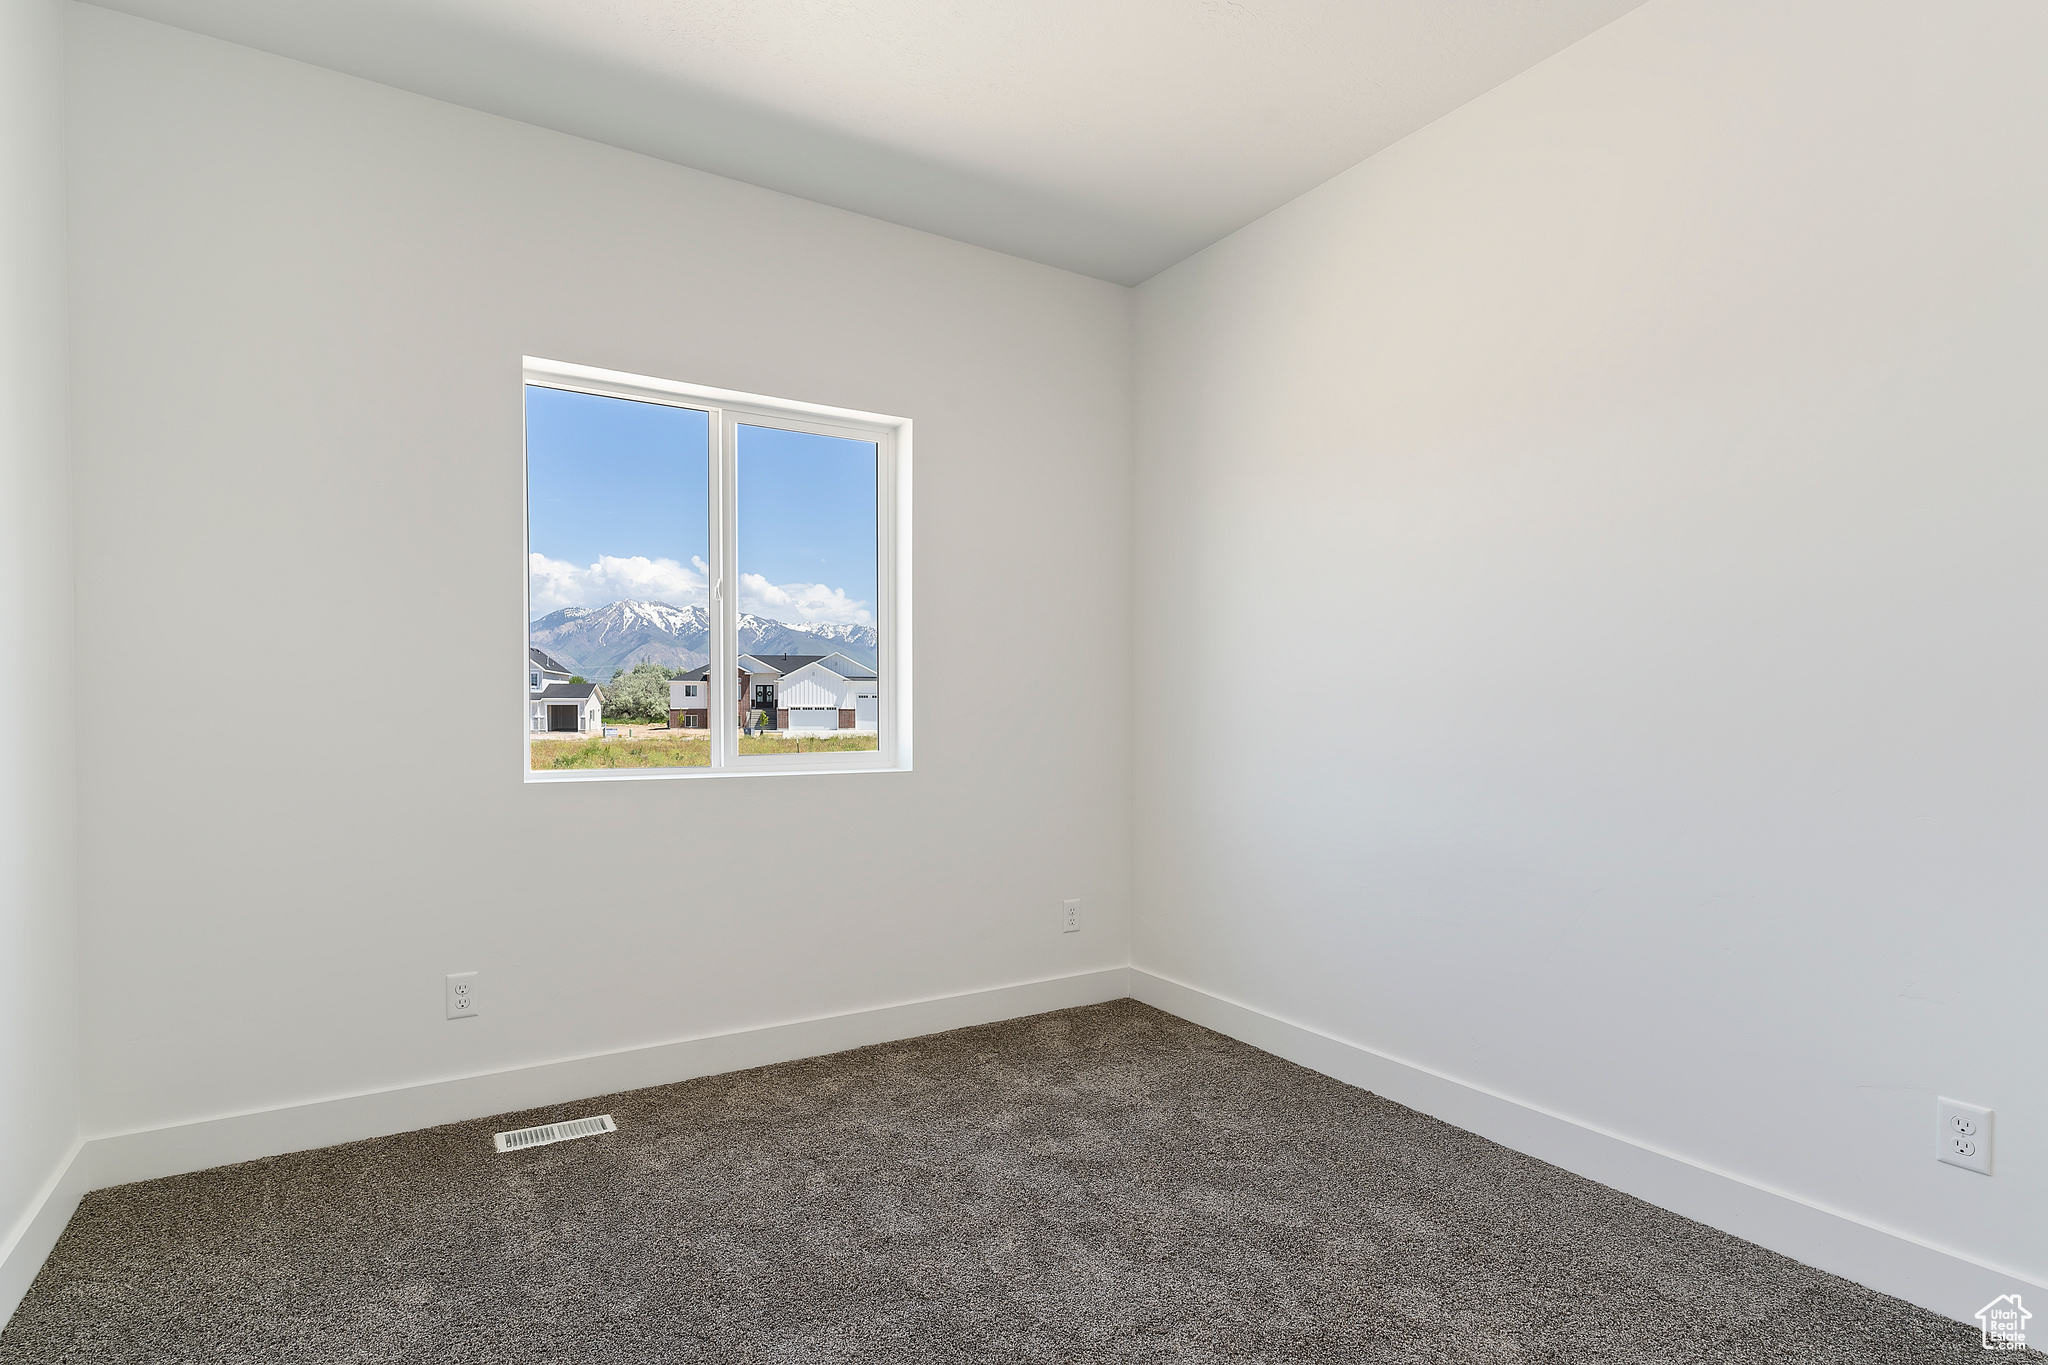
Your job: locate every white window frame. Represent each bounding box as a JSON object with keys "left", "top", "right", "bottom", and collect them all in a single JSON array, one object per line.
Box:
[{"left": 522, "top": 356, "right": 912, "bottom": 781}]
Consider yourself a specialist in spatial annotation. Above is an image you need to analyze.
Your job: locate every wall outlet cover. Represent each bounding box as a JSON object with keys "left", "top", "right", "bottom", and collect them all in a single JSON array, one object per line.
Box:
[
  {"left": 1936, "top": 1096, "right": 1992, "bottom": 1175},
  {"left": 1062, "top": 898, "right": 1080, "bottom": 933},
  {"left": 445, "top": 971, "right": 479, "bottom": 1020}
]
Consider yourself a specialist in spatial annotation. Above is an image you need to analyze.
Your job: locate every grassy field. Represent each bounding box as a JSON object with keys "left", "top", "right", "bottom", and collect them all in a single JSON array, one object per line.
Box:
[
  {"left": 530, "top": 733, "right": 709, "bottom": 769},
  {"left": 738, "top": 732, "right": 880, "bottom": 755},
  {"left": 529, "top": 729, "right": 878, "bottom": 769}
]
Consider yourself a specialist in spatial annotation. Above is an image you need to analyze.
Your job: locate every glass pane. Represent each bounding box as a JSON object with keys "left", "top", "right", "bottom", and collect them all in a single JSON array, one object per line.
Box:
[
  {"left": 735, "top": 422, "right": 880, "bottom": 755},
  {"left": 526, "top": 386, "right": 711, "bottom": 770}
]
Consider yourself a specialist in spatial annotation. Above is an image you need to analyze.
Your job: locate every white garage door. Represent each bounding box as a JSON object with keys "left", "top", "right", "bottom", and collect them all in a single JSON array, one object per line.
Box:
[
  {"left": 789, "top": 707, "right": 839, "bottom": 730},
  {"left": 854, "top": 693, "right": 879, "bottom": 728}
]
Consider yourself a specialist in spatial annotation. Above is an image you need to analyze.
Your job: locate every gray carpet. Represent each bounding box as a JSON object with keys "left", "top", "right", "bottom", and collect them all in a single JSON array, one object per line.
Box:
[{"left": 0, "top": 1000, "right": 2010, "bottom": 1363}]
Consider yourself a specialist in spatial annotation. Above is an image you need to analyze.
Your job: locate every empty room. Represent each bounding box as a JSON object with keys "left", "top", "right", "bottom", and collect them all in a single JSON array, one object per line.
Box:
[{"left": 1, "top": 0, "right": 2042, "bottom": 1359}]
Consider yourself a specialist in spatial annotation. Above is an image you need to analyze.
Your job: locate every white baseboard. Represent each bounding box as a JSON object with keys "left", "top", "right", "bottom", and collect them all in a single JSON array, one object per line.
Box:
[
  {"left": 2, "top": 965, "right": 1130, "bottom": 1330},
  {"left": 1129, "top": 966, "right": 2041, "bottom": 1327},
  {"left": 87, "top": 967, "right": 1133, "bottom": 1190},
  {"left": 0, "top": 1139, "right": 90, "bottom": 1331}
]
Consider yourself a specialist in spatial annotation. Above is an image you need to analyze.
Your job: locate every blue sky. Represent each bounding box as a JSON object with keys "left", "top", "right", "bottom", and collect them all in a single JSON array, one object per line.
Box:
[
  {"left": 737, "top": 422, "right": 878, "bottom": 626},
  {"left": 526, "top": 386, "right": 877, "bottom": 625}
]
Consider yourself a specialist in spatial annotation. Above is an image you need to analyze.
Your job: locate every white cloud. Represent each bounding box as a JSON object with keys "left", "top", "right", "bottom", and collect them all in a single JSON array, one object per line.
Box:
[
  {"left": 739, "top": 572, "right": 872, "bottom": 626},
  {"left": 529, "top": 555, "right": 871, "bottom": 627},
  {"left": 529, "top": 553, "right": 708, "bottom": 616}
]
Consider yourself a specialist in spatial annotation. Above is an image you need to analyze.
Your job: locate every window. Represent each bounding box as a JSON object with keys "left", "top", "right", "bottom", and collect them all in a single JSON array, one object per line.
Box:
[{"left": 524, "top": 358, "right": 908, "bottom": 779}]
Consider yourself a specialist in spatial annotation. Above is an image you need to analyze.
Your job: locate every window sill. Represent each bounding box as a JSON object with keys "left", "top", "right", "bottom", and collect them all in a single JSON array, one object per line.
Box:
[{"left": 526, "top": 763, "right": 908, "bottom": 784}]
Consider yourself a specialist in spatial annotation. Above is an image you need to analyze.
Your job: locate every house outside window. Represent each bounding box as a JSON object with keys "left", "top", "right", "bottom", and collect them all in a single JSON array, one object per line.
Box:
[{"left": 524, "top": 358, "right": 908, "bottom": 779}]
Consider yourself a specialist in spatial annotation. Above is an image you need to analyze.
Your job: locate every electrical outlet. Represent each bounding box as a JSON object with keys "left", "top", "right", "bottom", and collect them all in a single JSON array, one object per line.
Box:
[
  {"left": 1937, "top": 1097, "right": 1992, "bottom": 1175},
  {"left": 445, "top": 971, "right": 479, "bottom": 1020},
  {"left": 1062, "top": 898, "right": 1080, "bottom": 934}
]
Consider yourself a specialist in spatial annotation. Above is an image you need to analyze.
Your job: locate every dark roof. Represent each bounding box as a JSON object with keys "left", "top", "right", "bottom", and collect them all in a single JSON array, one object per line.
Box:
[
  {"left": 742, "top": 654, "right": 824, "bottom": 675},
  {"left": 678, "top": 656, "right": 875, "bottom": 682},
  {"left": 534, "top": 682, "right": 601, "bottom": 700},
  {"left": 529, "top": 646, "right": 572, "bottom": 674},
  {"left": 759, "top": 652, "right": 877, "bottom": 681}
]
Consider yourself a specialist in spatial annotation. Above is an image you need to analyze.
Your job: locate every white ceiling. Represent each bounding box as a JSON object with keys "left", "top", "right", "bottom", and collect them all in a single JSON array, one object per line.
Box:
[{"left": 87, "top": 0, "right": 1647, "bottom": 284}]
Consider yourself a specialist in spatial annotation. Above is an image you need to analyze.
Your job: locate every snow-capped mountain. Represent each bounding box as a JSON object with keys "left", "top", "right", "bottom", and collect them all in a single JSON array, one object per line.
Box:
[
  {"left": 740, "top": 615, "right": 877, "bottom": 664},
  {"left": 529, "top": 600, "right": 877, "bottom": 680},
  {"left": 529, "top": 601, "right": 712, "bottom": 677}
]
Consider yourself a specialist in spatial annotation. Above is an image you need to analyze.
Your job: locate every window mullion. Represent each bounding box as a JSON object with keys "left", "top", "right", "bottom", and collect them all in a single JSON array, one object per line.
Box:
[{"left": 710, "top": 409, "right": 738, "bottom": 768}]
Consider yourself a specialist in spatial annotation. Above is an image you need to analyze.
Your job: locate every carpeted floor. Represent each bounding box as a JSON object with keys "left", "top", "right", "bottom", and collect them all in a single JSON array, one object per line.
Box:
[{"left": 0, "top": 1000, "right": 2012, "bottom": 1363}]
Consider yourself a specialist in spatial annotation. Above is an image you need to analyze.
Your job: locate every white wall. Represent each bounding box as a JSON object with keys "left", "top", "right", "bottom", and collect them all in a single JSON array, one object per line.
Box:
[
  {"left": 66, "top": 6, "right": 1132, "bottom": 1138},
  {"left": 0, "top": 0, "right": 81, "bottom": 1315},
  {"left": 1135, "top": 0, "right": 2045, "bottom": 1297}
]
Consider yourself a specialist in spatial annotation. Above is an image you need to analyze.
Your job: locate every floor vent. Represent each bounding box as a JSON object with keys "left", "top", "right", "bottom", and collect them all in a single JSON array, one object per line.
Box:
[{"left": 494, "top": 1113, "right": 617, "bottom": 1154}]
